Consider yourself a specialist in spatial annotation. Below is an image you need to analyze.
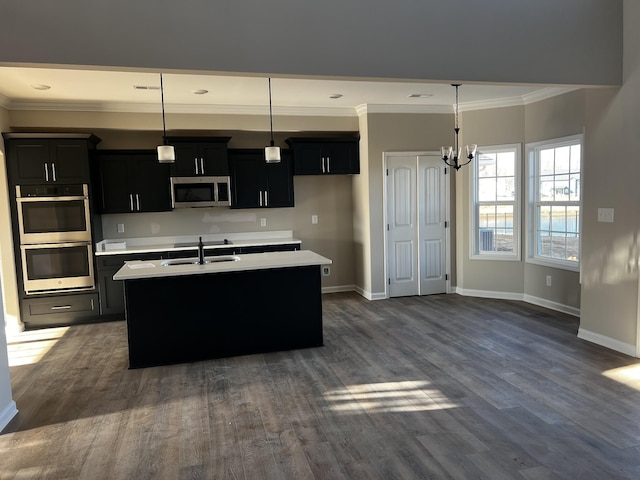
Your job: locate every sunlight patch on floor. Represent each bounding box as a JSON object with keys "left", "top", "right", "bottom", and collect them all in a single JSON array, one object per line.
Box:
[
  {"left": 602, "top": 363, "right": 640, "bottom": 391},
  {"left": 6, "top": 327, "right": 69, "bottom": 367},
  {"left": 323, "top": 380, "right": 460, "bottom": 414}
]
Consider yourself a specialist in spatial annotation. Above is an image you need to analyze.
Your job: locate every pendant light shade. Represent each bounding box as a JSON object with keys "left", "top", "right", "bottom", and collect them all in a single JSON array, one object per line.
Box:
[
  {"left": 157, "top": 73, "right": 175, "bottom": 163},
  {"left": 265, "top": 77, "right": 281, "bottom": 163}
]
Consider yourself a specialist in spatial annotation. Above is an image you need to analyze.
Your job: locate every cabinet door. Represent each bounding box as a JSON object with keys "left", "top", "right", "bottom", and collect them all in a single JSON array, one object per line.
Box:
[
  {"left": 229, "top": 152, "right": 263, "bottom": 208},
  {"left": 323, "top": 142, "right": 359, "bottom": 174},
  {"left": 97, "top": 267, "right": 124, "bottom": 316},
  {"left": 201, "top": 143, "right": 229, "bottom": 175},
  {"left": 96, "top": 154, "right": 131, "bottom": 214},
  {"left": 265, "top": 152, "right": 294, "bottom": 207},
  {"left": 7, "top": 140, "right": 50, "bottom": 184},
  {"left": 130, "top": 155, "right": 171, "bottom": 212},
  {"left": 292, "top": 143, "right": 324, "bottom": 175},
  {"left": 173, "top": 144, "right": 201, "bottom": 176},
  {"left": 50, "top": 140, "right": 90, "bottom": 183}
]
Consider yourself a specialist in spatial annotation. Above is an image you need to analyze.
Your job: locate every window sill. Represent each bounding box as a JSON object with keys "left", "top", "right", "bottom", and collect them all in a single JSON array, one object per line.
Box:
[{"left": 526, "top": 256, "right": 580, "bottom": 272}]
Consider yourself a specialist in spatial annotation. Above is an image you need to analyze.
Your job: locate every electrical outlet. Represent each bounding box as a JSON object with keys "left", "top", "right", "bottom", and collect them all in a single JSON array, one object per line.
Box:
[
  {"left": 322, "top": 266, "right": 331, "bottom": 276},
  {"left": 260, "top": 218, "right": 267, "bottom": 227},
  {"left": 117, "top": 224, "right": 125, "bottom": 233},
  {"left": 312, "top": 215, "right": 318, "bottom": 224},
  {"left": 546, "top": 275, "right": 552, "bottom": 287}
]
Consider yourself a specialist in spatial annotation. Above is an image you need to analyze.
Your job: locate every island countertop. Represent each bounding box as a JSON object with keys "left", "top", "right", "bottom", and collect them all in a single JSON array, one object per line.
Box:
[{"left": 113, "top": 249, "right": 332, "bottom": 281}]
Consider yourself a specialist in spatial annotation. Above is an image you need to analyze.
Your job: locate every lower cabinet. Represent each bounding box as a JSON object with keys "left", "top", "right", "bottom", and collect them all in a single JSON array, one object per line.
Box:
[
  {"left": 95, "top": 243, "right": 300, "bottom": 318},
  {"left": 21, "top": 293, "right": 100, "bottom": 329}
]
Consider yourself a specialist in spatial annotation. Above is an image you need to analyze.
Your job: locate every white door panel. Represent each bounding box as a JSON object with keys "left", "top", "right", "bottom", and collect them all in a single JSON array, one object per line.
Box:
[{"left": 386, "top": 153, "right": 447, "bottom": 298}]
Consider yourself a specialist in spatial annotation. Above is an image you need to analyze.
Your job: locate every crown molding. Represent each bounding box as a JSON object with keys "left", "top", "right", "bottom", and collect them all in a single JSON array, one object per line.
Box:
[
  {"left": 5, "top": 87, "right": 581, "bottom": 117},
  {"left": 356, "top": 104, "right": 452, "bottom": 116}
]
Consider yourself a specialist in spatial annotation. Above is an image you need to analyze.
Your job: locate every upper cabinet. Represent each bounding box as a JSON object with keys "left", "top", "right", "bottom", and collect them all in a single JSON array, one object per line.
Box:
[
  {"left": 94, "top": 150, "right": 171, "bottom": 214},
  {"left": 228, "top": 149, "right": 294, "bottom": 209},
  {"left": 286, "top": 136, "right": 360, "bottom": 175},
  {"left": 166, "top": 137, "right": 231, "bottom": 177},
  {"left": 3, "top": 133, "right": 101, "bottom": 185}
]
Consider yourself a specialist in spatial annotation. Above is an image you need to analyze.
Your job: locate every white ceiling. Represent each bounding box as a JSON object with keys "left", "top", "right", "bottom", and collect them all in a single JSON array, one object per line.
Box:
[{"left": 0, "top": 66, "right": 578, "bottom": 116}]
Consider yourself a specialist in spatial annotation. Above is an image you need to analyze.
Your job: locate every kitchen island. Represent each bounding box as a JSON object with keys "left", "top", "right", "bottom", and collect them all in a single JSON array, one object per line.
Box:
[{"left": 113, "top": 250, "right": 331, "bottom": 368}]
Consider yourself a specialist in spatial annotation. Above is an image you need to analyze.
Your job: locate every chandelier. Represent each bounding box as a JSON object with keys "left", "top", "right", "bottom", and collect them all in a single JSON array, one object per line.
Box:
[{"left": 441, "top": 84, "right": 476, "bottom": 170}]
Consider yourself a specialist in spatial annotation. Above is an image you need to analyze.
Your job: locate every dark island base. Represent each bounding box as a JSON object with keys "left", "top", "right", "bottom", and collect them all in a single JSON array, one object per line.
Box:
[{"left": 123, "top": 265, "right": 324, "bottom": 368}]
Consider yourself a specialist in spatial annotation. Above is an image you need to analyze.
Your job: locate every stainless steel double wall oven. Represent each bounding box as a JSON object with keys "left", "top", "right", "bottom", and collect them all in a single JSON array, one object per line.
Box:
[{"left": 16, "top": 184, "right": 95, "bottom": 295}]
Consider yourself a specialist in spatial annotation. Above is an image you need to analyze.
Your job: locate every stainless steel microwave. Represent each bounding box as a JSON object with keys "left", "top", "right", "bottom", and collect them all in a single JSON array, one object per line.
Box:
[{"left": 170, "top": 176, "right": 231, "bottom": 208}]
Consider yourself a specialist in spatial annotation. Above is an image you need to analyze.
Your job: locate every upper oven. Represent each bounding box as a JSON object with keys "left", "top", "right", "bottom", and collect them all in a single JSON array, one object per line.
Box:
[{"left": 16, "top": 184, "right": 92, "bottom": 244}]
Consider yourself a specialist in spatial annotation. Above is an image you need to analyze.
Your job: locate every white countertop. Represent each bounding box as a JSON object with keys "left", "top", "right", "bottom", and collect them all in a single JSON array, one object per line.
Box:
[
  {"left": 113, "top": 250, "right": 332, "bottom": 281},
  {"left": 96, "top": 230, "right": 301, "bottom": 256}
]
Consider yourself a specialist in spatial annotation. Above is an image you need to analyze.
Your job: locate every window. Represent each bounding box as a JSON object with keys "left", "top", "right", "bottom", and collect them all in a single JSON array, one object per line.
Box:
[
  {"left": 527, "top": 134, "right": 582, "bottom": 271},
  {"left": 472, "top": 144, "right": 520, "bottom": 259}
]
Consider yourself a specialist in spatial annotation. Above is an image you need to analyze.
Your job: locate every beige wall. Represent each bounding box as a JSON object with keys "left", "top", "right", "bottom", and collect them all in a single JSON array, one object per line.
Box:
[
  {"left": 457, "top": 105, "right": 525, "bottom": 294},
  {"left": 578, "top": 0, "right": 640, "bottom": 350},
  {"left": 357, "top": 112, "right": 453, "bottom": 298}
]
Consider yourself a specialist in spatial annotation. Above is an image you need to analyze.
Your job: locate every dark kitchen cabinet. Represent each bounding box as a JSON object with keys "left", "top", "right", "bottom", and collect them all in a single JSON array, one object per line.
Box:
[
  {"left": 96, "top": 252, "right": 161, "bottom": 317},
  {"left": 3, "top": 133, "right": 100, "bottom": 185},
  {"left": 228, "top": 149, "right": 294, "bottom": 208},
  {"left": 166, "top": 137, "right": 231, "bottom": 176},
  {"left": 95, "top": 150, "right": 171, "bottom": 214},
  {"left": 286, "top": 137, "right": 359, "bottom": 175},
  {"left": 21, "top": 293, "right": 100, "bottom": 329}
]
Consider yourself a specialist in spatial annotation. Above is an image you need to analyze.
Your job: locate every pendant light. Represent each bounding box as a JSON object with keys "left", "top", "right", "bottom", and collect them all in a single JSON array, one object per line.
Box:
[
  {"left": 441, "top": 84, "right": 476, "bottom": 170},
  {"left": 157, "top": 73, "right": 175, "bottom": 163},
  {"left": 265, "top": 77, "right": 281, "bottom": 163}
]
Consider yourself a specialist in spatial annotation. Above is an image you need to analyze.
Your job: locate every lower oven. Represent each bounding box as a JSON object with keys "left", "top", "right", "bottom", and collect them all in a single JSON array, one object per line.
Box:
[{"left": 20, "top": 242, "right": 95, "bottom": 295}]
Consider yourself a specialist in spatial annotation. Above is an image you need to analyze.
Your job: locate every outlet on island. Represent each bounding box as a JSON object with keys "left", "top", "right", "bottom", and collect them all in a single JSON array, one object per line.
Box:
[{"left": 322, "top": 266, "right": 330, "bottom": 276}]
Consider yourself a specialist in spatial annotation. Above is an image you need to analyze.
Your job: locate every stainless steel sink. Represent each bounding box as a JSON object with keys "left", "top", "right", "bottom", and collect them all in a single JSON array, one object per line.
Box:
[{"left": 160, "top": 256, "right": 240, "bottom": 267}]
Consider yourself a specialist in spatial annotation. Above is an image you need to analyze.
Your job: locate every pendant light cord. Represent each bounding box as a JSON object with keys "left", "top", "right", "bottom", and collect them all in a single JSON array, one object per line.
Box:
[
  {"left": 268, "top": 77, "right": 275, "bottom": 146},
  {"left": 160, "top": 73, "right": 168, "bottom": 145}
]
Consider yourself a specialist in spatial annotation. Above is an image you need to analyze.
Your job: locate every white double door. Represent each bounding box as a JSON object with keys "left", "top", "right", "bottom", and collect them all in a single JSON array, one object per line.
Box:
[{"left": 386, "top": 153, "right": 448, "bottom": 297}]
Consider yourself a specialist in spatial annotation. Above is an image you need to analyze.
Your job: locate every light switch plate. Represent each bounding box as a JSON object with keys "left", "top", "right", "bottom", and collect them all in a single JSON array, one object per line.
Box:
[
  {"left": 597, "top": 208, "right": 614, "bottom": 223},
  {"left": 117, "top": 223, "right": 125, "bottom": 233},
  {"left": 312, "top": 215, "right": 318, "bottom": 224}
]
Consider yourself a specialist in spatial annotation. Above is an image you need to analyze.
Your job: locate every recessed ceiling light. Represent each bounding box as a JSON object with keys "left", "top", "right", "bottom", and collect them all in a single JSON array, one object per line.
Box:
[
  {"left": 329, "top": 94, "right": 343, "bottom": 99},
  {"left": 408, "top": 93, "right": 433, "bottom": 98},
  {"left": 31, "top": 84, "right": 51, "bottom": 91},
  {"left": 193, "top": 89, "right": 209, "bottom": 95}
]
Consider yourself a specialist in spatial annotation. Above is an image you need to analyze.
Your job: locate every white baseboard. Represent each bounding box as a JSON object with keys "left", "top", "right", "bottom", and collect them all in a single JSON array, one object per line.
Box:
[
  {"left": 352, "top": 285, "right": 386, "bottom": 301},
  {"left": 577, "top": 328, "right": 637, "bottom": 357},
  {"left": 0, "top": 401, "right": 18, "bottom": 433},
  {"left": 455, "top": 287, "right": 580, "bottom": 317}
]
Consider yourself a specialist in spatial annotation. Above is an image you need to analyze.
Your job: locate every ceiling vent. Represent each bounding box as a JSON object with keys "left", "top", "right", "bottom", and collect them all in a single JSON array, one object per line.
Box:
[{"left": 133, "top": 85, "right": 160, "bottom": 91}]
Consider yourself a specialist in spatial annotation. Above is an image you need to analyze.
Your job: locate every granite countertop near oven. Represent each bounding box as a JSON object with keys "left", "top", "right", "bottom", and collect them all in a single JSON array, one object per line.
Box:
[{"left": 95, "top": 230, "right": 301, "bottom": 256}]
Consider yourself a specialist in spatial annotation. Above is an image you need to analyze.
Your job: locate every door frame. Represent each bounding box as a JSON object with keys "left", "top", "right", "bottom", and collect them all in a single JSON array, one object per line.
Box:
[{"left": 383, "top": 151, "right": 452, "bottom": 299}]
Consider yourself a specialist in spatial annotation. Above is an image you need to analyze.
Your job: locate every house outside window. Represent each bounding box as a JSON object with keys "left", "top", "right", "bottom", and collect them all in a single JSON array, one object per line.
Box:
[
  {"left": 471, "top": 144, "right": 521, "bottom": 260},
  {"left": 526, "top": 134, "right": 582, "bottom": 271}
]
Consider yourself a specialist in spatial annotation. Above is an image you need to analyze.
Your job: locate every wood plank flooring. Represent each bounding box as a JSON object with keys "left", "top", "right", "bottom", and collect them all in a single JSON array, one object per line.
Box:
[{"left": 2, "top": 292, "right": 640, "bottom": 479}]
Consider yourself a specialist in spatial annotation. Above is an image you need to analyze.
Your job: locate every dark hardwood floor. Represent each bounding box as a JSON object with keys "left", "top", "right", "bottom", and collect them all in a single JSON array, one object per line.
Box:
[{"left": 2, "top": 292, "right": 640, "bottom": 479}]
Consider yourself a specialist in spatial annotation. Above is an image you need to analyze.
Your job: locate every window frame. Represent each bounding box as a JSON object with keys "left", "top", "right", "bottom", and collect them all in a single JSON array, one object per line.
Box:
[
  {"left": 470, "top": 143, "right": 522, "bottom": 261},
  {"left": 526, "top": 134, "right": 583, "bottom": 272}
]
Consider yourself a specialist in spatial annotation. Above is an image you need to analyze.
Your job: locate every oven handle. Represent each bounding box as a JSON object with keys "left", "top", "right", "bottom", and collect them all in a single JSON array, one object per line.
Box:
[
  {"left": 20, "top": 241, "right": 92, "bottom": 249},
  {"left": 16, "top": 195, "right": 88, "bottom": 202}
]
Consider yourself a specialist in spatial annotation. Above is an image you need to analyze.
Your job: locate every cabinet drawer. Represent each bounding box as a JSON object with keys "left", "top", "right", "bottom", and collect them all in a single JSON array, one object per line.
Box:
[{"left": 25, "top": 294, "right": 99, "bottom": 316}]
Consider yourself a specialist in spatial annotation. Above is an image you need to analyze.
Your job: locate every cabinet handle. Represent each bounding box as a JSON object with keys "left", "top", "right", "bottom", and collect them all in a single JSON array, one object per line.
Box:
[
  {"left": 264, "top": 190, "right": 268, "bottom": 207},
  {"left": 194, "top": 158, "right": 199, "bottom": 175},
  {"left": 259, "top": 191, "right": 263, "bottom": 207},
  {"left": 129, "top": 194, "right": 134, "bottom": 212},
  {"left": 44, "top": 163, "right": 49, "bottom": 181},
  {"left": 200, "top": 158, "right": 205, "bottom": 175},
  {"left": 90, "top": 299, "right": 94, "bottom": 310},
  {"left": 136, "top": 194, "right": 140, "bottom": 211},
  {"left": 51, "top": 305, "right": 72, "bottom": 310},
  {"left": 321, "top": 157, "right": 326, "bottom": 173},
  {"left": 51, "top": 162, "right": 57, "bottom": 182},
  {"left": 326, "top": 157, "right": 330, "bottom": 173}
]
